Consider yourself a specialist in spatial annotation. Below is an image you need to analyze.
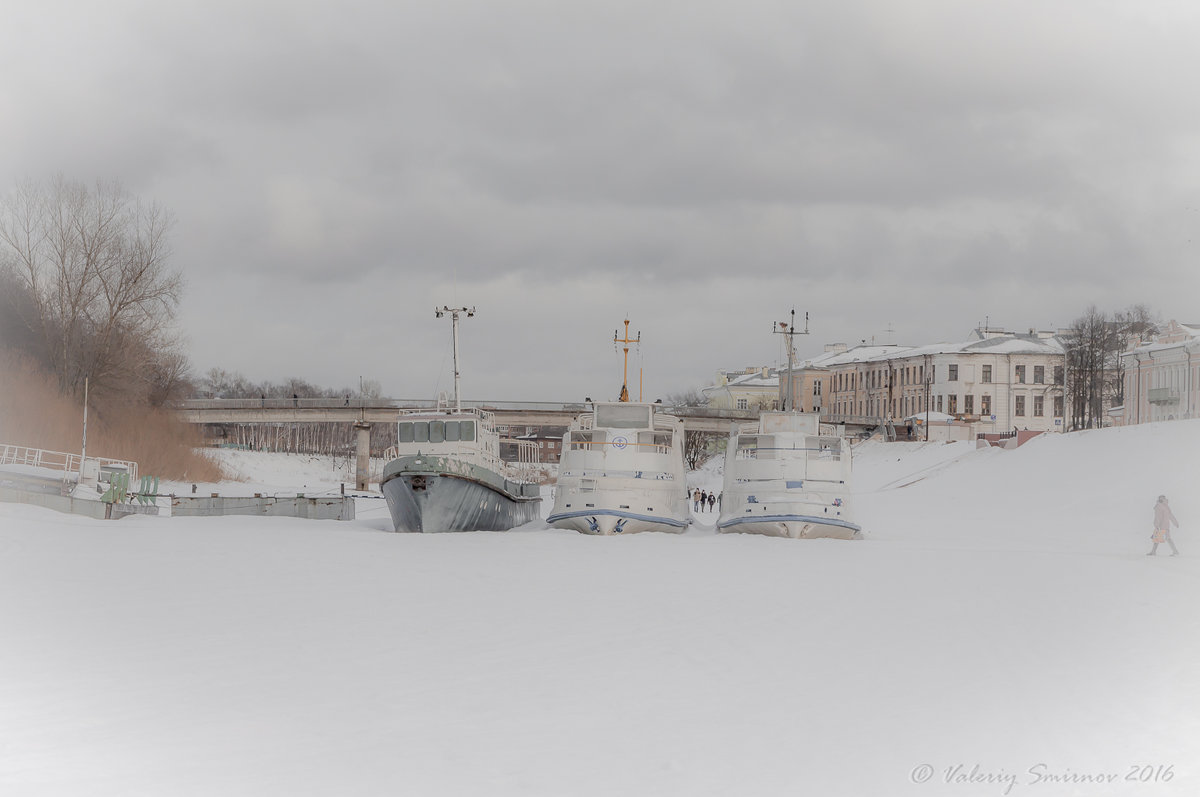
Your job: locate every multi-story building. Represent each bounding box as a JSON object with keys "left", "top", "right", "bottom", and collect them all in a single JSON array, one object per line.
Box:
[
  {"left": 1120, "top": 320, "right": 1200, "bottom": 425},
  {"left": 782, "top": 329, "right": 1067, "bottom": 434},
  {"left": 703, "top": 366, "right": 781, "bottom": 410}
]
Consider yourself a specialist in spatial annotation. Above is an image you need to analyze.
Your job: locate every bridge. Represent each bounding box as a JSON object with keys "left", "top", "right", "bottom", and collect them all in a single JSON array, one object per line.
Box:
[
  {"left": 172, "top": 398, "right": 765, "bottom": 432},
  {"left": 170, "top": 399, "right": 774, "bottom": 491},
  {"left": 172, "top": 400, "right": 890, "bottom": 491}
]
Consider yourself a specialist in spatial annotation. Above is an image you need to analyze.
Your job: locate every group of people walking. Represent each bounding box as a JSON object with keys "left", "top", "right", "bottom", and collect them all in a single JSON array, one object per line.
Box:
[{"left": 692, "top": 489, "right": 718, "bottom": 513}]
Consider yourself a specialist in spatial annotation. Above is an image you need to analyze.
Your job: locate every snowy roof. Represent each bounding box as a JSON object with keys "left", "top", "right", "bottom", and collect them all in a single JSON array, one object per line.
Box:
[
  {"left": 788, "top": 333, "right": 1062, "bottom": 371},
  {"left": 724, "top": 368, "right": 780, "bottom": 388}
]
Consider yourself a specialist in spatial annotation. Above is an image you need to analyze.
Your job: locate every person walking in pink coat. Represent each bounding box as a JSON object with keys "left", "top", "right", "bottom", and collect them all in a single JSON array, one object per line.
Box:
[{"left": 1147, "top": 495, "right": 1180, "bottom": 556}]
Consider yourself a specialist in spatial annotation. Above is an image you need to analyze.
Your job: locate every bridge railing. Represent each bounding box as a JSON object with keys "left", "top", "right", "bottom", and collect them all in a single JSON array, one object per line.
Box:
[{"left": 173, "top": 398, "right": 596, "bottom": 412}]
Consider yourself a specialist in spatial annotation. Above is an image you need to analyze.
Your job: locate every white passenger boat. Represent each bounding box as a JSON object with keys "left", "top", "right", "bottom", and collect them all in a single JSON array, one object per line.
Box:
[
  {"left": 717, "top": 310, "right": 860, "bottom": 539},
  {"left": 547, "top": 401, "right": 689, "bottom": 535},
  {"left": 547, "top": 320, "right": 689, "bottom": 535},
  {"left": 716, "top": 410, "right": 861, "bottom": 540},
  {"left": 379, "top": 306, "right": 542, "bottom": 532}
]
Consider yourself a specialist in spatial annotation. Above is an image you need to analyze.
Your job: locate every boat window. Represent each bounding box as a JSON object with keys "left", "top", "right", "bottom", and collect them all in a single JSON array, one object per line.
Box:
[
  {"left": 398, "top": 422, "right": 415, "bottom": 443},
  {"left": 429, "top": 421, "right": 445, "bottom": 443},
  {"left": 638, "top": 431, "right": 672, "bottom": 452},
  {"left": 807, "top": 436, "right": 840, "bottom": 460},
  {"left": 595, "top": 405, "right": 651, "bottom": 429},
  {"left": 570, "top": 430, "right": 605, "bottom": 450},
  {"left": 413, "top": 422, "right": 429, "bottom": 443},
  {"left": 445, "top": 421, "right": 460, "bottom": 442},
  {"left": 459, "top": 421, "right": 475, "bottom": 441}
]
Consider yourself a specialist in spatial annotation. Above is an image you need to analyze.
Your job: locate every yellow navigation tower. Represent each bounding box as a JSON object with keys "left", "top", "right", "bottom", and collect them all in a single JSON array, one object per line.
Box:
[{"left": 614, "top": 318, "right": 642, "bottom": 402}]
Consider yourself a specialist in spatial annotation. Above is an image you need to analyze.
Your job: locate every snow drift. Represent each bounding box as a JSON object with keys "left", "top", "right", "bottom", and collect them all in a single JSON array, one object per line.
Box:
[{"left": 1, "top": 421, "right": 1197, "bottom": 796}]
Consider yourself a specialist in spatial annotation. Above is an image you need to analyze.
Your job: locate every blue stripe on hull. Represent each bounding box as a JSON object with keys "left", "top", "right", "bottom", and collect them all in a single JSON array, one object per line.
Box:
[
  {"left": 717, "top": 514, "right": 862, "bottom": 538},
  {"left": 720, "top": 513, "right": 860, "bottom": 531},
  {"left": 546, "top": 508, "right": 689, "bottom": 534}
]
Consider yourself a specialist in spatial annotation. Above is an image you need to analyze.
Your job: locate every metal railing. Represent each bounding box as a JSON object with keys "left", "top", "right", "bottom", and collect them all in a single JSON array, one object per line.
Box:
[{"left": 0, "top": 444, "right": 138, "bottom": 483}]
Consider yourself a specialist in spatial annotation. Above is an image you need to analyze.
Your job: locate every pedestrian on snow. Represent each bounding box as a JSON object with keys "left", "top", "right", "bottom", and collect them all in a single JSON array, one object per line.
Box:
[
  {"left": 707, "top": 492, "right": 716, "bottom": 512},
  {"left": 292, "top": 393, "right": 299, "bottom": 407},
  {"left": 700, "top": 490, "right": 708, "bottom": 511},
  {"left": 1147, "top": 495, "right": 1180, "bottom": 556},
  {"left": 693, "top": 489, "right": 701, "bottom": 512}
]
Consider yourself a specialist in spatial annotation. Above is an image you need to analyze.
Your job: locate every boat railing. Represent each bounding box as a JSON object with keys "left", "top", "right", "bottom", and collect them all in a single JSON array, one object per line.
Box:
[
  {"left": 500, "top": 438, "right": 542, "bottom": 483},
  {"left": 567, "top": 440, "right": 671, "bottom": 454},
  {"left": 733, "top": 444, "right": 843, "bottom": 461}
]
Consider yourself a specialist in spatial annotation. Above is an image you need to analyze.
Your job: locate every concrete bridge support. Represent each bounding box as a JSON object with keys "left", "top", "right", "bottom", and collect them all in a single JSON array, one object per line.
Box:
[{"left": 355, "top": 422, "right": 371, "bottom": 491}]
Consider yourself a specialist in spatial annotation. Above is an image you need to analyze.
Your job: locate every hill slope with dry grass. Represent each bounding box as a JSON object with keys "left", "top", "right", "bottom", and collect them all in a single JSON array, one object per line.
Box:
[{"left": 0, "top": 353, "right": 224, "bottom": 481}]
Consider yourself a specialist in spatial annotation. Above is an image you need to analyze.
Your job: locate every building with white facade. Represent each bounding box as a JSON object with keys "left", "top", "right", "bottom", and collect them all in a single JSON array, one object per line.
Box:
[
  {"left": 1120, "top": 320, "right": 1200, "bottom": 425},
  {"left": 782, "top": 329, "right": 1067, "bottom": 434},
  {"left": 702, "top": 366, "right": 781, "bottom": 410}
]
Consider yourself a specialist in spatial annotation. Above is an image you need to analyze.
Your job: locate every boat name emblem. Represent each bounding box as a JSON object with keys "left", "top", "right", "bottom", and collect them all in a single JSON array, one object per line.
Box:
[{"left": 612, "top": 436, "right": 628, "bottom": 449}]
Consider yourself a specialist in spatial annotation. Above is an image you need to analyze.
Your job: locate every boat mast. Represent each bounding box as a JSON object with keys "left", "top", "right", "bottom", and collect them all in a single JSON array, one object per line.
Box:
[
  {"left": 436, "top": 305, "right": 475, "bottom": 412},
  {"left": 614, "top": 318, "right": 641, "bottom": 402},
  {"left": 773, "top": 309, "right": 809, "bottom": 411}
]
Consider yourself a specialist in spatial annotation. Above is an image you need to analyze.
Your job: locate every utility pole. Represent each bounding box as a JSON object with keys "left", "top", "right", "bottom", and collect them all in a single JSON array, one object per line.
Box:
[
  {"left": 79, "top": 375, "right": 89, "bottom": 484},
  {"left": 773, "top": 309, "right": 809, "bottom": 411},
  {"left": 924, "top": 355, "right": 931, "bottom": 442},
  {"left": 435, "top": 305, "right": 475, "bottom": 412},
  {"left": 614, "top": 319, "right": 641, "bottom": 402}
]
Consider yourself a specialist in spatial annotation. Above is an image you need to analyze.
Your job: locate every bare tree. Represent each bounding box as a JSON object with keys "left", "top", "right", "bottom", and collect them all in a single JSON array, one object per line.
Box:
[
  {"left": 1063, "top": 304, "right": 1160, "bottom": 429},
  {"left": 1109, "top": 304, "right": 1160, "bottom": 409},
  {"left": 0, "top": 177, "right": 183, "bottom": 400},
  {"left": 665, "top": 386, "right": 723, "bottom": 470}
]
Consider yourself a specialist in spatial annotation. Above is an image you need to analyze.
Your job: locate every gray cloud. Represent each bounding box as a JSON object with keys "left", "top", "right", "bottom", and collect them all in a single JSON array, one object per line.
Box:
[{"left": 3, "top": 0, "right": 1198, "bottom": 399}]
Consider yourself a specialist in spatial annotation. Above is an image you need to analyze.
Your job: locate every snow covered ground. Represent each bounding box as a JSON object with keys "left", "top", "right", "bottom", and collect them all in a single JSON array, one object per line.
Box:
[{"left": 2, "top": 421, "right": 1198, "bottom": 796}]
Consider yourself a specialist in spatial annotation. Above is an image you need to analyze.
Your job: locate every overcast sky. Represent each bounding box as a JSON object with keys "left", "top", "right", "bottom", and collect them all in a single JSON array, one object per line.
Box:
[{"left": 3, "top": 0, "right": 1199, "bottom": 401}]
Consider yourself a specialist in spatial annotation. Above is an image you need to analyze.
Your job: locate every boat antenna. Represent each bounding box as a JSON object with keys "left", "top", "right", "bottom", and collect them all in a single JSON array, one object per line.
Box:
[
  {"left": 614, "top": 318, "right": 641, "bottom": 402},
  {"left": 773, "top": 308, "right": 809, "bottom": 411},
  {"left": 435, "top": 305, "right": 475, "bottom": 412}
]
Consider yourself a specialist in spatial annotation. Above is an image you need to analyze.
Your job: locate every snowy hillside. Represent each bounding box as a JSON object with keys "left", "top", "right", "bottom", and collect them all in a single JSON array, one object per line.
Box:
[{"left": 2, "top": 421, "right": 1198, "bottom": 796}]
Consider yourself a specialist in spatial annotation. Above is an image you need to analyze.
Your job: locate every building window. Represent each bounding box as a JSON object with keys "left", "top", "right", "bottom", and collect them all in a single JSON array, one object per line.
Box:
[
  {"left": 937, "top": 395, "right": 943, "bottom": 413},
  {"left": 1054, "top": 366, "right": 1064, "bottom": 385},
  {"left": 1034, "top": 395, "right": 1044, "bottom": 416},
  {"left": 1034, "top": 365, "right": 1045, "bottom": 384},
  {"left": 981, "top": 395, "right": 991, "bottom": 416},
  {"left": 948, "top": 364, "right": 959, "bottom": 381},
  {"left": 982, "top": 365, "right": 992, "bottom": 383},
  {"left": 930, "top": 365, "right": 935, "bottom": 382},
  {"left": 736, "top": 398, "right": 748, "bottom": 410},
  {"left": 1015, "top": 365, "right": 1026, "bottom": 383},
  {"left": 1054, "top": 396, "right": 1064, "bottom": 417},
  {"left": 948, "top": 394, "right": 958, "bottom": 414},
  {"left": 964, "top": 395, "right": 974, "bottom": 415},
  {"left": 1015, "top": 396, "right": 1026, "bottom": 416}
]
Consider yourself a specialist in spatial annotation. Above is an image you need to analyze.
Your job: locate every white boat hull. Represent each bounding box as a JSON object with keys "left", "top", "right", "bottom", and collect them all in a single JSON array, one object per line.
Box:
[
  {"left": 718, "top": 513, "right": 861, "bottom": 540},
  {"left": 548, "top": 403, "right": 689, "bottom": 535},
  {"left": 717, "top": 411, "right": 862, "bottom": 541}
]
